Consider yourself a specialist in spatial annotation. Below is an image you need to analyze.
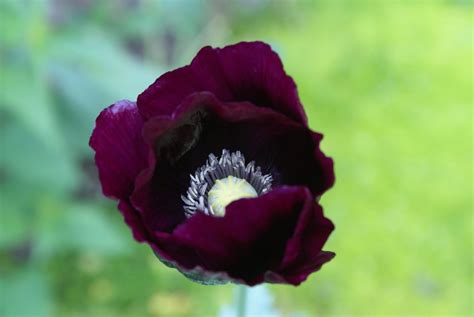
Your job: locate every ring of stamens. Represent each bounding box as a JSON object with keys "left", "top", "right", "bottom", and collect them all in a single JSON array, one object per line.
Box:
[{"left": 182, "top": 149, "right": 273, "bottom": 217}]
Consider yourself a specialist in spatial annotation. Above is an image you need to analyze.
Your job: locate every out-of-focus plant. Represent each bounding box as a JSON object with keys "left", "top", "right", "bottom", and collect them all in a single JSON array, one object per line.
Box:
[
  {"left": 0, "top": 1, "right": 283, "bottom": 315},
  {"left": 0, "top": 1, "right": 160, "bottom": 315}
]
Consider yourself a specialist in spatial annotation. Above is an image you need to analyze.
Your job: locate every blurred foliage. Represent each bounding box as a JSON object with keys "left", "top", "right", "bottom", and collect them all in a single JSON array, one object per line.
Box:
[{"left": 0, "top": 0, "right": 472, "bottom": 316}]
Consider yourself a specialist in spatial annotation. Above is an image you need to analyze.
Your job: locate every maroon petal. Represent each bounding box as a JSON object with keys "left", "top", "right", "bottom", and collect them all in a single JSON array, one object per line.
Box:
[
  {"left": 264, "top": 251, "right": 335, "bottom": 285},
  {"left": 117, "top": 200, "right": 148, "bottom": 242},
  {"left": 268, "top": 202, "right": 335, "bottom": 285},
  {"left": 89, "top": 100, "right": 148, "bottom": 200},
  {"left": 137, "top": 41, "right": 307, "bottom": 124},
  {"left": 312, "top": 132, "right": 335, "bottom": 195},
  {"left": 150, "top": 186, "right": 334, "bottom": 286}
]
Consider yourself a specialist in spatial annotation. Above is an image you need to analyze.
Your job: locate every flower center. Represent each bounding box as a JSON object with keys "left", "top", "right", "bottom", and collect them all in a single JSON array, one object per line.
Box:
[
  {"left": 182, "top": 149, "right": 272, "bottom": 217},
  {"left": 207, "top": 176, "right": 258, "bottom": 216}
]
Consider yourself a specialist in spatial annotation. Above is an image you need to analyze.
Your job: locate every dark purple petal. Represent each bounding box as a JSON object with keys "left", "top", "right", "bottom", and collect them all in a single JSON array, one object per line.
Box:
[
  {"left": 150, "top": 186, "right": 333, "bottom": 286},
  {"left": 130, "top": 93, "right": 334, "bottom": 234},
  {"left": 137, "top": 41, "right": 307, "bottom": 124},
  {"left": 268, "top": 202, "right": 335, "bottom": 285},
  {"left": 89, "top": 100, "right": 148, "bottom": 200},
  {"left": 264, "top": 251, "right": 335, "bottom": 285},
  {"left": 131, "top": 160, "right": 187, "bottom": 233},
  {"left": 311, "top": 132, "right": 336, "bottom": 195},
  {"left": 117, "top": 200, "right": 148, "bottom": 242}
]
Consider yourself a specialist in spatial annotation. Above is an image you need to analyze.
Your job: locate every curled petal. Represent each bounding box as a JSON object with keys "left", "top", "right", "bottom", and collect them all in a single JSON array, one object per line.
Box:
[
  {"left": 269, "top": 201, "right": 335, "bottom": 285},
  {"left": 150, "top": 186, "right": 334, "bottom": 286},
  {"left": 117, "top": 200, "right": 148, "bottom": 242},
  {"left": 89, "top": 100, "right": 148, "bottom": 200},
  {"left": 137, "top": 41, "right": 307, "bottom": 124}
]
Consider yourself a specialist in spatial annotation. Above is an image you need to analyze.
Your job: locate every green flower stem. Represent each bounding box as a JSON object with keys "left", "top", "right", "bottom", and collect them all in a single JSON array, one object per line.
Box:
[{"left": 236, "top": 285, "right": 247, "bottom": 317}]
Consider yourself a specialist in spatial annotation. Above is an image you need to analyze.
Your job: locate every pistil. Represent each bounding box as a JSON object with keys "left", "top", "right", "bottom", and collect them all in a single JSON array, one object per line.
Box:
[{"left": 182, "top": 149, "right": 272, "bottom": 217}]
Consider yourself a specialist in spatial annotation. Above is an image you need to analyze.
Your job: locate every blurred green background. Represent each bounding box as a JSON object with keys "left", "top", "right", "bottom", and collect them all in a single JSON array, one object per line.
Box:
[{"left": 0, "top": 0, "right": 472, "bottom": 316}]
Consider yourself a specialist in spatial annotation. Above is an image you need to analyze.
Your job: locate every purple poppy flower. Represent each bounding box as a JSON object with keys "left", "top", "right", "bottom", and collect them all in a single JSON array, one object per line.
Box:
[{"left": 90, "top": 42, "right": 335, "bottom": 286}]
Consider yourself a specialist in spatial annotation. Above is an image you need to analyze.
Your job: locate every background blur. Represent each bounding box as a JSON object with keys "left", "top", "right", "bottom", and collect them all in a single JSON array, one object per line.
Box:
[{"left": 1, "top": 0, "right": 472, "bottom": 316}]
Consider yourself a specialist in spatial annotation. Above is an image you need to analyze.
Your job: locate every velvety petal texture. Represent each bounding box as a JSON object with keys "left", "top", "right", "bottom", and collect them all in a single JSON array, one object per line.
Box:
[
  {"left": 151, "top": 187, "right": 333, "bottom": 286},
  {"left": 90, "top": 100, "right": 149, "bottom": 241},
  {"left": 89, "top": 100, "right": 148, "bottom": 200},
  {"left": 90, "top": 42, "right": 335, "bottom": 286},
  {"left": 137, "top": 41, "right": 307, "bottom": 124}
]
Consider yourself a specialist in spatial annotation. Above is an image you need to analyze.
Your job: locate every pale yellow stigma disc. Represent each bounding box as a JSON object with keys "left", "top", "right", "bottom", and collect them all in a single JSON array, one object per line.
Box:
[{"left": 207, "top": 176, "right": 258, "bottom": 216}]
